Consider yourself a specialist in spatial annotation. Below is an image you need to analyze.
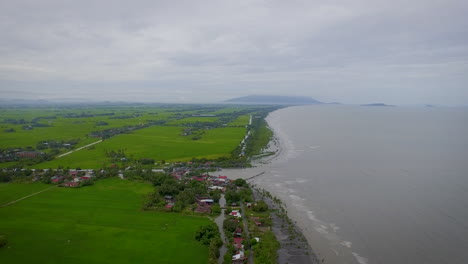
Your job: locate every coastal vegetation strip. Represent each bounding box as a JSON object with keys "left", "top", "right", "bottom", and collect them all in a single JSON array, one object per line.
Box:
[{"left": 244, "top": 114, "right": 274, "bottom": 157}]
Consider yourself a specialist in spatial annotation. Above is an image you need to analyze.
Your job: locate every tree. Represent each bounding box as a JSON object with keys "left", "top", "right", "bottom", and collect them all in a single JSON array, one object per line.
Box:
[
  {"left": 0, "top": 235, "right": 7, "bottom": 248},
  {"left": 211, "top": 204, "right": 221, "bottom": 215},
  {"left": 253, "top": 200, "right": 268, "bottom": 212},
  {"left": 210, "top": 190, "right": 221, "bottom": 202},
  {"left": 194, "top": 223, "right": 219, "bottom": 245},
  {"left": 158, "top": 183, "right": 179, "bottom": 196},
  {"left": 225, "top": 190, "right": 240, "bottom": 204},
  {"left": 143, "top": 191, "right": 163, "bottom": 209},
  {"left": 234, "top": 178, "right": 248, "bottom": 187},
  {"left": 223, "top": 219, "right": 240, "bottom": 233},
  {"left": 176, "top": 189, "right": 196, "bottom": 206},
  {"left": 239, "top": 188, "right": 253, "bottom": 202},
  {"left": 253, "top": 231, "right": 279, "bottom": 264}
]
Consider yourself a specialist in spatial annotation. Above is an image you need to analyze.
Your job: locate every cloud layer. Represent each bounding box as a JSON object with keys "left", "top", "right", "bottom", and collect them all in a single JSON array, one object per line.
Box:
[{"left": 1, "top": 0, "right": 467, "bottom": 104}]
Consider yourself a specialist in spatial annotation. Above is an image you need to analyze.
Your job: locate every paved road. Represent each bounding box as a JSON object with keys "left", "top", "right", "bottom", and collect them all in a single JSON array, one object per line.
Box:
[
  {"left": 216, "top": 195, "right": 228, "bottom": 264},
  {"left": 240, "top": 202, "right": 254, "bottom": 264}
]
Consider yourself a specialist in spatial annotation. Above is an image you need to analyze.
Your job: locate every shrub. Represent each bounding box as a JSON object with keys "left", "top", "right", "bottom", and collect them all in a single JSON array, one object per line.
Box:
[
  {"left": 211, "top": 204, "right": 221, "bottom": 215},
  {"left": 195, "top": 223, "right": 219, "bottom": 246},
  {"left": 0, "top": 235, "right": 7, "bottom": 248},
  {"left": 253, "top": 200, "right": 269, "bottom": 212}
]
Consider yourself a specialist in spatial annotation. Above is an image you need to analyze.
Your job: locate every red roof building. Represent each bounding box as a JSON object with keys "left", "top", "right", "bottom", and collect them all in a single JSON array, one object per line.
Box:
[
  {"left": 233, "top": 237, "right": 244, "bottom": 249},
  {"left": 191, "top": 176, "right": 204, "bottom": 182},
  {"left": 63, "top": 182, "right": 80, "bottom": 187}
]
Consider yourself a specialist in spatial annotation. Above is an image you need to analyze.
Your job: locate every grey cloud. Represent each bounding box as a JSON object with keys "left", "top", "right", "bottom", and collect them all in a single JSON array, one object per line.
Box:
[{"left": 0, "top": 0, "right": 467, "bottom": 105}]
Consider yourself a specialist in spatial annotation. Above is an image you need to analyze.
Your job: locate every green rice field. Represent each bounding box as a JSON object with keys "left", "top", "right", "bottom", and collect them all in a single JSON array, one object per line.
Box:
[
  {"left": 37, "top": 126, "right": 246, "bottom": 168},
  {"left": 0, "top": 104, "right": 275, "bottom": 168},
  {"left": 0, "top": 178, "right": 210, "bottom": 264}
]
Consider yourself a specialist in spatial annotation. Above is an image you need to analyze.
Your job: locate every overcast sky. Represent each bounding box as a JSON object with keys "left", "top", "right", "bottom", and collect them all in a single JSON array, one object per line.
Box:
[{"left": 0, "top": 0, "right": 467, "bottom": 105}]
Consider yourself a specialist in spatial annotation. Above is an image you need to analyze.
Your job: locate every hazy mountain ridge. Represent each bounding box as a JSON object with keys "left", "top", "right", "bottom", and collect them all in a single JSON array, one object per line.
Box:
[{"left": 225, "top": 95, "right": 322, "bottom": 105}]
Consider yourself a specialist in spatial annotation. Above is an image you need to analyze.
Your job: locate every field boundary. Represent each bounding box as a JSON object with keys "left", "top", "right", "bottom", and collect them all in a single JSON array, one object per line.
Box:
[
  {"left": 56, "top": 140, "right": 102, "bottom": 158},
  {"left": 0, "top": 186, "right": 56, "bottom": 208}
]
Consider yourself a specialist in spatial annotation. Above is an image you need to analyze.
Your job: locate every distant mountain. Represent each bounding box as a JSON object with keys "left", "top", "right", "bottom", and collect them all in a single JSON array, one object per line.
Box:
[
  {"left": 225, "top": 95, "right": 322, "bottom": 105},
  {"left": 360, "top": 103, "right": 395, "bottom": 107}
]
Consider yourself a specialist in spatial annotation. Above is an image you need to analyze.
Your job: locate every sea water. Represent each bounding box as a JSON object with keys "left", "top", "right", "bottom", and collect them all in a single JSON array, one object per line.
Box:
[{"left": 221, "top": 105, "right": 468, "bottom": 264}]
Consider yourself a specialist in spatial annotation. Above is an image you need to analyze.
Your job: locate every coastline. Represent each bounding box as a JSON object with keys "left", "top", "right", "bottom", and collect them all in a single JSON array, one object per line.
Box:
[
  {"left": 220, "top": 106, "right": 364, "bottom": 264},
  {"left": 251, "top": 184, "right": 320, "bottom": 264},
  {"left": 215, "top": 109, "right": 321, "bottom": 264}
]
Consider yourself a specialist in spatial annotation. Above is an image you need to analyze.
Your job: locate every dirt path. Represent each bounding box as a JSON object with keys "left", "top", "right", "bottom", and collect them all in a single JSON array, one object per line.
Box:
[
  {"left": 0, "top": 186, "right": 57, "bottom": 208},
  {"left": 56, "top": 140, "right": 102, "bottom": 158}
]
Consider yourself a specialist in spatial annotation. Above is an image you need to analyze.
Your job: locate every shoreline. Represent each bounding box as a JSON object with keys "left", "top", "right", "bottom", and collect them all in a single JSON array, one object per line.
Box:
[
  {"left": 251, "top": 185, "right": 320, "bottom": 264},
  {"left": 215, "top": 110, "right": 322, "bottom": 264}
]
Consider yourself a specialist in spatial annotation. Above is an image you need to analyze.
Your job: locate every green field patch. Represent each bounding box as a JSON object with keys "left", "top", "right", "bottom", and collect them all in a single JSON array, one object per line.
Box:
[
  {"left": 0, "top": 108, "right": 170, "bottom": 149},
  {"left": 0, "top": 178, "right": 210, "bottom": 264},
  {"left": 0, "top": 182, "right": 51, "bottom": 205},
  {"left": 228, "top": 114, "right": 250, "bottom": 126},
  {"left": 37, "top": 126, "right": 246, "bottom": 168},
  {"left": 166, "top": 116, "right": 219, "bottom": 126}
]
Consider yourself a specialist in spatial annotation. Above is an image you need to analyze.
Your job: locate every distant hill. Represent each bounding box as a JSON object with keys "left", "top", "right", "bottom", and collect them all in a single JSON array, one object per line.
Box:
[
  {"left": 225, "top": 95, "right": 322, "bottom": 105},
  {"left": 360, "top": 103, "right": 395, "bottom": 107}
]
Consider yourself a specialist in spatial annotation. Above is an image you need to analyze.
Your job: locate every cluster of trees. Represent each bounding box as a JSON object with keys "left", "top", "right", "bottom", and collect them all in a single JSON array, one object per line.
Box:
[
  {"left": 62, "top": 112, "right": 115, "bottom": 118},
  {"left": 142, "top": 173, "right": 211, "bottom": 212},
  {"left": 252, "top": 200, "right": 269, "bottom": 212},
  {"left": 105, "top": 149, "right": 127, "bottom": 163},
  {"left": 89, "top": 125, "right": 144, "bottom": 139},
  {"left": 0, "top": 235, "right": 7, "bottom": 248},
  {"left": 36, "top": 139, "right": 80, "bottom": 150},
  {"left": 3, "top": 118, "right": 28, "bottom": 124},
  {"left": 252, "top": 231, "right": 280, "bottom": 264},
  {"left": 224, "top": 178, "right": 253, "bottom": 204},
  {"left": 95, "top": 121, "right": 109, "bottom": 126},
  {"left": 0, "top": 168, "right": 34, "bottom": 182},
  {"left": 194, "top": 223, "right": 222, "bottom": 264},
  {"left": 109, "top": 114, "right": 141, "bottom": 119},
  {"left": 0, "top": 152, "right": 54, "bottom": 166}
]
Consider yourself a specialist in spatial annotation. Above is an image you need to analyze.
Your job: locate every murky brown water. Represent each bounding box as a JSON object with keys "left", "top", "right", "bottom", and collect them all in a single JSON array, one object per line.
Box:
[{"left": 218, "top": 105, "right": 468, "bottom": 264}]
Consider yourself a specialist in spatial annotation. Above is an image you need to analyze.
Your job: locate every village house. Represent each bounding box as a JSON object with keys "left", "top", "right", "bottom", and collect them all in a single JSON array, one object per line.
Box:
[
  {"left": 208, "top": 185, "right": 224, "bottom": 191},
  {"left": 15, "top": 151, "right": 43, "bottom": 158},
  {"left": 229, "top": 210, "right": 242, "bottom": 218},
  {"left": 251, "top": 216, "right": 263, "bottom": 226},
  {"left": 232, "top": 250, "right": 245, "bottom": 262},
  {"left": 194, "top": 202, "right": 211, "bottom": 213},
  {"left": 233, "top": 227, "right": 242, "bottom": 237},
  {"left": 62, "top": 182, "right": 80, "bottom": 188},
  {"left": 233, "top": 237, "right": 244, "bottom": 250},
  {"left": 51, "top": 176, "right": 63, "bottom": 183},
  {"left": 164, "top": 195, "right": 174, "bottom": 203}
]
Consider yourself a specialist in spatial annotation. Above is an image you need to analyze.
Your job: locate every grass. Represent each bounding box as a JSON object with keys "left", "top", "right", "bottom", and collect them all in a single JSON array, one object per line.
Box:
[
  {"left": 0, "top": 107, "right": 172, "bottom": 149},
  {"left": 37, "top": 126, "right": 246, "bottom": 168},
  {"left": 0, "top": 178, "right": 210, "bottom": 264},
  {"left": 0, "top": 182, "right": 51, "bottom": 205},
  {"left": 245, "top": 115, "right": 274, "bottom": 156},
  {"left": 165, "top": 117, "right": 219, "bottom": 125},
  {"left": 228, "top": 114, "right": 250, "bottom": 127},
  {"left": 0, "top": 105, "right": 277, "bottom": 168}
]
